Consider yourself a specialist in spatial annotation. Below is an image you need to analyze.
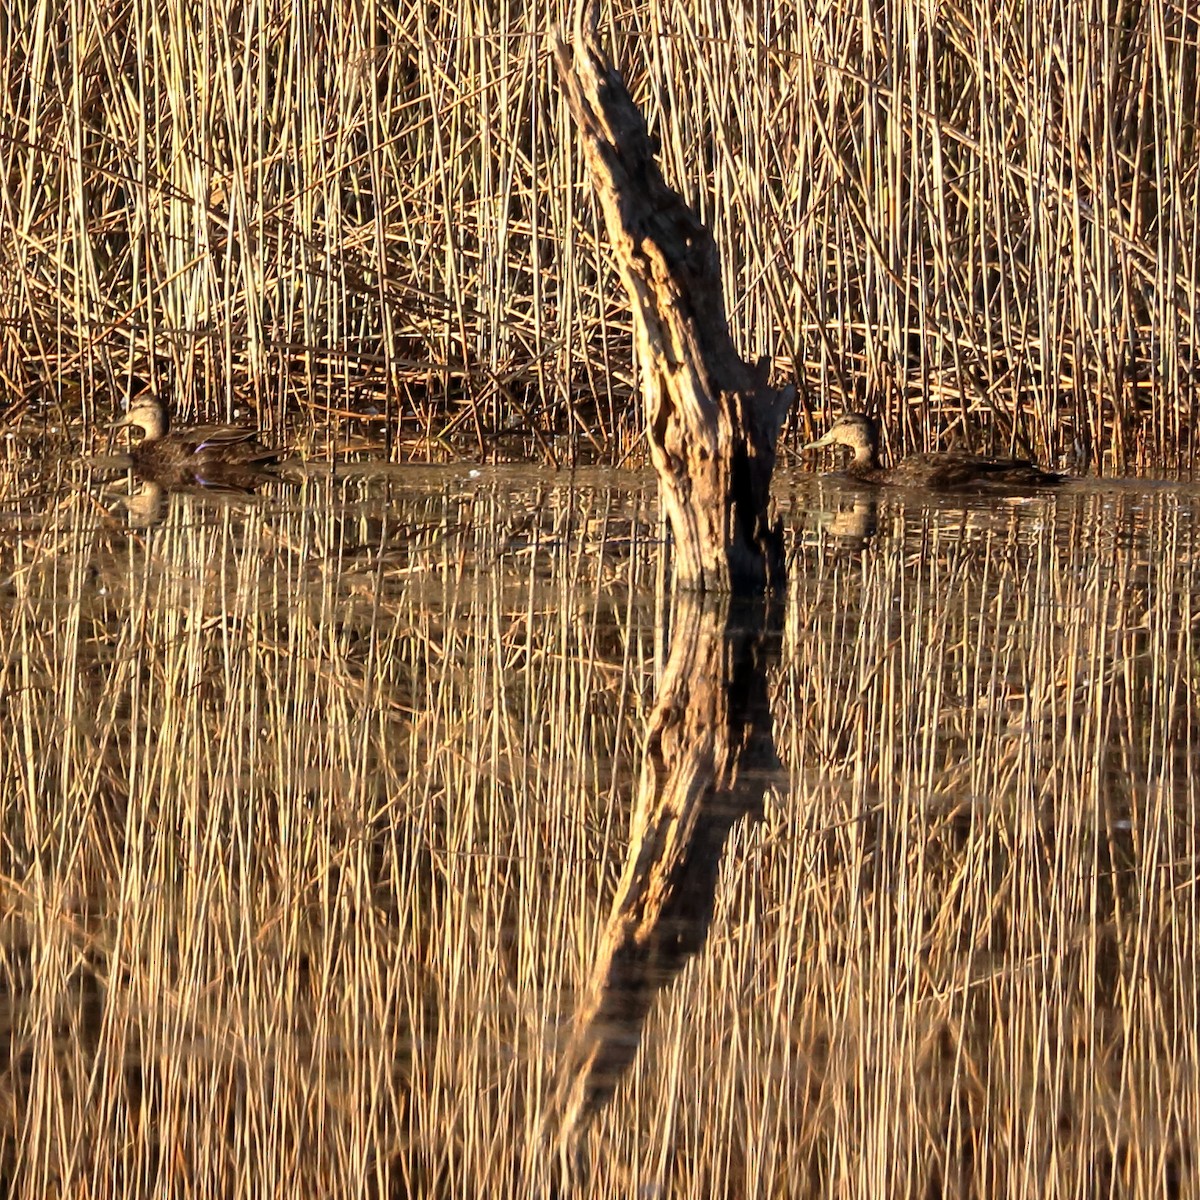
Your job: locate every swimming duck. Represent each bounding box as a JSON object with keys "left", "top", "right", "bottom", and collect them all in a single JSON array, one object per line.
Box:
[
  {"left": 112, "top": 393, "right": 282, "bottom": 487},
  {"left": 804, "top": 412, "right": 1064, "bottom": 489}
]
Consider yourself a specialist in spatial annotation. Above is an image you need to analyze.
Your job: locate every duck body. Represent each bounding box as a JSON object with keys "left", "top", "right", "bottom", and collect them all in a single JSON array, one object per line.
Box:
[
  {"left": 804, "top": 413, "right": 1064, "bottom": 490},
  {"left": 113, "top": 395, "right": 282, "bottom": 488}
]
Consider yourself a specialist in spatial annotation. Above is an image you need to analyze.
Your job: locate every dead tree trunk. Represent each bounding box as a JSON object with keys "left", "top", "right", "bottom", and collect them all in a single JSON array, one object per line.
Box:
[{"left": 554, "top": 15, "right": 794, "bottom": 594}]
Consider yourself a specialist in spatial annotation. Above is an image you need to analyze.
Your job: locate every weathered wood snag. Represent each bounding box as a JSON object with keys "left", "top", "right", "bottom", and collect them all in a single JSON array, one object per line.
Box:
[
  {"left": 554, "top": 13, "right": 794, "bottom": 594},
  {"left": 541, "top": 20, "right": 790, "bottom": 1189}
]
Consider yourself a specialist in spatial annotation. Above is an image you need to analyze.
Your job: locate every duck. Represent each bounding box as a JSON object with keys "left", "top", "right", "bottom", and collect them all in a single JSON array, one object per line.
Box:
[
  {"left": 803, "top": 412, "right": 1064, "bottom": 489},
  {"left": 111, "top": 393, "right": 283, "bottom": 488}
]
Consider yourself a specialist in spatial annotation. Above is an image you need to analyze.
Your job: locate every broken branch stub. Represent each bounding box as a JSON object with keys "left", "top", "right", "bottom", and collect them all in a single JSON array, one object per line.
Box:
[{"left": 555, "top": 26, "right": 795, "bottom": 594}]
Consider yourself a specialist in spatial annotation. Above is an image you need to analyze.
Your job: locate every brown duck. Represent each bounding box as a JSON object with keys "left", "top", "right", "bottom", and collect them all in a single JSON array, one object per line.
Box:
[
  {"left": 804, "top": 412, "right": 1064, "bottom": 489},
  {"left": 112, "top": 394, "right": 283, "bottom": 488}
]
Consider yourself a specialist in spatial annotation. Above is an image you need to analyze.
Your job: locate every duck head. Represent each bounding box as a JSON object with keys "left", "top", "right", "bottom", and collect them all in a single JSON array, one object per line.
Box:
[
  {"left": 803, "top": 412, "right": 881, "bottom": 469},
  {"left": 112, "top": 394, "right": 169, "bottom": 443}
]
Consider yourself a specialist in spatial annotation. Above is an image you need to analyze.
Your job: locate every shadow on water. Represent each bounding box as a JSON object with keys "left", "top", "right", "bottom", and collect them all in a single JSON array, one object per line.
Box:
[{"left": 1, "top": 455, "right": 1199, "bottom": 1197}]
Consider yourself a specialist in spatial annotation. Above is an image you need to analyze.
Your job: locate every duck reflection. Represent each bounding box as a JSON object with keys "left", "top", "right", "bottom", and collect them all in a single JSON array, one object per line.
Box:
[
  {"left": 120, "top": 479, "right": 168, "bottom": 526},
  {"left": 815, "top": 489, "right": 879, "bottom": 549}
]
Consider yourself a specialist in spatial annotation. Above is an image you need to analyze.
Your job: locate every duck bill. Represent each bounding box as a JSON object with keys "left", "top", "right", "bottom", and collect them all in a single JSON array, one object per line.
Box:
[{"left": 802, "top": 432, "right": 835, "bottom": 452}]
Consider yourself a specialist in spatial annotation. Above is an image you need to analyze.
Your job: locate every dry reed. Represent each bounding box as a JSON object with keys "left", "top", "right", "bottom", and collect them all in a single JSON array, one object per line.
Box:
[{"left": 2, "top": 1, "right": 1199, "bottom": 468}]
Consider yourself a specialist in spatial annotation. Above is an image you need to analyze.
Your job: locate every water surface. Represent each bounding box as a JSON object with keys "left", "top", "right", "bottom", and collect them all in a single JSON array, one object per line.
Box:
[{"left": 1, "top": 461, "right": 1197, "bottom": 1197}]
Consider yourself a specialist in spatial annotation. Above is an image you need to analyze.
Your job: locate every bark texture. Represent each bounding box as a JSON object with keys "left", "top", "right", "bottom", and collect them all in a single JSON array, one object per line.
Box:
[{"left": 554, "top": 19, "right": 794, "bottom": 594}]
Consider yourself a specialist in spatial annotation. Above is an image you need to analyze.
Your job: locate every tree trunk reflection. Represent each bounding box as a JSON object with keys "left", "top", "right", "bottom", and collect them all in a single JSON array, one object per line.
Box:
[{"left": 548, "top": 591, "right": 784, "bottom": 1184}]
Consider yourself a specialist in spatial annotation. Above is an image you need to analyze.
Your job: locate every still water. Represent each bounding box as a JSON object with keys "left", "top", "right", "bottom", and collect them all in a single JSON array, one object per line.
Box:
[{"left": 1, "top": 461, "right": 1197, "bottom": 1198}]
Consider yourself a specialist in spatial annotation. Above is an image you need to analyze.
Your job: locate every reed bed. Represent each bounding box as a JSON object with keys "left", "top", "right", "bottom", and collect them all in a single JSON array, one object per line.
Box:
[
  {"left": 1, "top": 465, "right": 1197, "bottom": 1196},
  {"left": 2, "top": 0, "right": 1199, "bottom": 468}
]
